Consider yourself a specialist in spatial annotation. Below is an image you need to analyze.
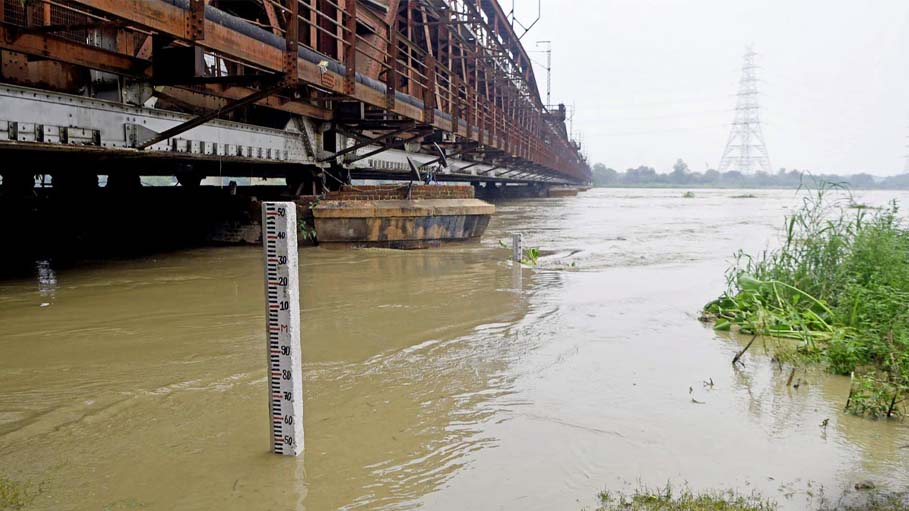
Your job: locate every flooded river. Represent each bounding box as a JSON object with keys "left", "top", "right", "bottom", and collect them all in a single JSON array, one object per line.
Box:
[{"left": 1, "top": 188, "right": 907, "bottom": 510}]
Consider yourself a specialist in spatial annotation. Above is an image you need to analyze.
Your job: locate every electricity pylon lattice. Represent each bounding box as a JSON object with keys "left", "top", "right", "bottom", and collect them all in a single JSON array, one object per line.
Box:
[
  {"left": 904, "top": 135, "right": 908, "bottom": 173},
  {"left": 718, "top": 47, "right": 772, "bottom": 174}
]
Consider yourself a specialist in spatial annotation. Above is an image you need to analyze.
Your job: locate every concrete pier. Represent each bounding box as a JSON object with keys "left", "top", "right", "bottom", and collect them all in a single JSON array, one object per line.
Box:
[
  {"left": 313, "top": 198, "right": 494, "bottom": 249},
  {"left": 311, "top": 185, "right": 494, "bottom": 249},
  {"left": 547, "top": 187, "right": 581, "bottom": 198}
]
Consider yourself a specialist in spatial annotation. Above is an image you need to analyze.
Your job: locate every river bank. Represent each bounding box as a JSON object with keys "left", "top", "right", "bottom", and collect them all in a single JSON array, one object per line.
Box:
[{"left": 704, "top": 184, "right": 909, "bottom": 419}]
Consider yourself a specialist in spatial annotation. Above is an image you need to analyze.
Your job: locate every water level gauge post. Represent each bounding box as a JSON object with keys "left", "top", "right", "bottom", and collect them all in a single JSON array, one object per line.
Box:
[
  {"left": 512, "top": 233, "right": 524, "bottom": 262},
  {"left": 261, "top": 201, "right": 304, "bottom": 456}
]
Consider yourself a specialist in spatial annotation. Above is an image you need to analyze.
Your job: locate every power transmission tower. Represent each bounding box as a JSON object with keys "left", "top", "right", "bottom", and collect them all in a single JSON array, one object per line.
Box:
[
  {"left": 904, "top": 134, "right": 908, "bottom": 173},
  {"left": 718, "top": 47, "right": 772, "bottom": 174}
]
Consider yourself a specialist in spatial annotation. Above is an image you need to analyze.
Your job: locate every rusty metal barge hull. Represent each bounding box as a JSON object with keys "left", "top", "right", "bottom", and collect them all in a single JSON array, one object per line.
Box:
[{"left": 312, "top": 199, "right": 494, "bottom": 249}]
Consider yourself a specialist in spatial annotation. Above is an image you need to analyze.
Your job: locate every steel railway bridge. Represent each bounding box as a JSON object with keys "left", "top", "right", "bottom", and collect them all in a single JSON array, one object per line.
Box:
[{"left": 0, "top": 0, "right": 590, "bottom": 192}]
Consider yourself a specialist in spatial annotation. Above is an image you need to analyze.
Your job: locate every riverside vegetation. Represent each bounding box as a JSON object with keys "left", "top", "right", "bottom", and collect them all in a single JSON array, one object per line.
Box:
[
  {"left": 591, "top": 483, "right": 909, "bottom": 511},
  {"left": 594, "top": 484, "right": 775, "bottom": 511},
  {"left": 592, "top": 161, "right": 909, "bottom": 190},
  {"left": 702, "top": 184, "right": 909, "bottom": 418}
]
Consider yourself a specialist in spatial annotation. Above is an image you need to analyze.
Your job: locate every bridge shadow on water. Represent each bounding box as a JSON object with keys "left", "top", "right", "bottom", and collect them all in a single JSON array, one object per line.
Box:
[{"left": 0, "top": 185, "right": 293, "bottom": 279}]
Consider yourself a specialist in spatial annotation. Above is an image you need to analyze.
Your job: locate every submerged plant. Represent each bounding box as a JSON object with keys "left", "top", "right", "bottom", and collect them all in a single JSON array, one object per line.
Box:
[
  {"left": 522, "top": 247, "right": 541, "bottom": 265},
  {"left": 703, "top": 182, "right": 909, "bottom": 418},
  {"left": 498, "top": 240, "right": 541, "bottom": 266},
  {"left": 298, "top": 220, "right": 317, "bottom": 241}
]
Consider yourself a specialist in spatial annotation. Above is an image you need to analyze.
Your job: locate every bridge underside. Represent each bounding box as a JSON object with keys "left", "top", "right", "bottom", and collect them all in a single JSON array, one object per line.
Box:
[{"left": 0, "top": 0, "right": 590, "bottom": 188}]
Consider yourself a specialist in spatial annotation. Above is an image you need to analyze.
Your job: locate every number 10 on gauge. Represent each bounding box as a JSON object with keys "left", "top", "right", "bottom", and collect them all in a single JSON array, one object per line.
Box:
[{"left": 262, "top": 202, "right": 303, "bottom": 456}]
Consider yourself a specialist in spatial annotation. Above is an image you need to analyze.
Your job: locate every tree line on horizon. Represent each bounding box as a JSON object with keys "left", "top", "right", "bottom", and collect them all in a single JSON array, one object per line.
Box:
[{"left": 592, "top": 159, "right": 909, "bottom": 189}]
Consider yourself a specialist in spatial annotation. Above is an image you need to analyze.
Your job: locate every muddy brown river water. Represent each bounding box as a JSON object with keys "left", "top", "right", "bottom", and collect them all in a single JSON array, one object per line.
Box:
[{"left": 1, "top": 188, "right": 908, "bottom": 510}]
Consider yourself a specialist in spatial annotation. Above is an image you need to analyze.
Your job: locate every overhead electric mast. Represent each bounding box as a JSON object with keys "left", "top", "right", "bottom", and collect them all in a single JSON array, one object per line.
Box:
[
  {"left": 536, "top": 40, "right": 552, "bottom": 108},
  {"left": 904, "top": 133, "right": 909, "bottom": 173},
  {"left": 718, "top": 47, "right": 773, "bottom": 174}
]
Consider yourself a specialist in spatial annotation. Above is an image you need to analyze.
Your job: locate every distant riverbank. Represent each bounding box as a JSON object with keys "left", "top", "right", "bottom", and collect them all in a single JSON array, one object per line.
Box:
[
  {"left": 593, "top": 183, "right": 909, "bottom": 190},
  {"left": 591, "top": 162, "right": 909, "bottom": 190}
]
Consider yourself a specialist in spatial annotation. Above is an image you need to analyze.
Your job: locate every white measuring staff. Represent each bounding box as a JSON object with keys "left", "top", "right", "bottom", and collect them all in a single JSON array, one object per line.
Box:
[
  {"left": 261, "top": 201, "right": 304, "bottom": 456},
  {"left": 512, "top": 233, "right": 524, "bottom": 262}
]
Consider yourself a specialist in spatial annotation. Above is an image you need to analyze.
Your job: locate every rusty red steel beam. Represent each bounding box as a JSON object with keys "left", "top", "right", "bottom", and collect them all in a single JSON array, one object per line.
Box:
[
  {"left": 284, "top": 0, "right": 299, "bottom": 83},
  {"left": 260, "top": 0, "right": 282, "bottom": 36},
  {"left": 385, "top": 16, "right": 398, "bottom": 110},
  {"left": 155, "top": 84, "right": 333, "bottom": 120},
  {"left": 3, "top": 19, "right": 121, "bottom": 34},
  {"left": 342, "top": 0, "right": 356, "bottom": 94},
  {"left": 475, "top": 0, "right": 541, "bottom": 104},
  {"left": 416, "top": 3, "right": 566, "bottom": 165},
  {"left": 187, "top": 0, "right": 205, "bottom": 40},
  {"left": 0, "top": 29, "right": 151, "bottom": 77},
  {"left": 426, "top": 1, "right": 539, "bottom": 108},
  {"left": 58, "top": 1, "right": 431, "bottom": 134},
  {"left": 367, "top": 1, "right": 582, "bottom": 177},
  {"left": 61, "top": 0, "right": 430, "bottom": 134},
  {"left": 63, "top": 0, "right": 421, "bottom": 121}
]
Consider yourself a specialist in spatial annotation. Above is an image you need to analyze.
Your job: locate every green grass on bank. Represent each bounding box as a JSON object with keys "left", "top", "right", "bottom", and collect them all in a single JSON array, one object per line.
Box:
[
  {"left": 0, "top": 476, "right": 42, "bottom": 510},
  {"left": 595, "top": 485, "right": 775, "bottom": 510},
  {"left": 592, "top": 484, "right": 909, "bottom": 511},
  {"left": 703, "top": 183, "right": 909, "bottom": 418}
]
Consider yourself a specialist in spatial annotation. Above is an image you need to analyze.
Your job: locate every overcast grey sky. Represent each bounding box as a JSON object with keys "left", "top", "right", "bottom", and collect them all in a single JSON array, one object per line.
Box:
[{"left": 514, "top": 0, "right": 909, "bottom": 175}]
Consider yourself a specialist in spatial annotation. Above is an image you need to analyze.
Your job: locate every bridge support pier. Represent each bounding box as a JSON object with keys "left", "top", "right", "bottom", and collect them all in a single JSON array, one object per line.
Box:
[
  {"left": 287, "top": 172, "right": 320, "bottom": 197},
  {"left": 106, "top": 173, "right": 143, "bottom": 190},
  {"left": 0, "top": 172, "right": 36, "bottom": 198},
  {"left": 176, "top": 171, "right": 204, "bottom": 189},
  {"left": 323, "top": 168, "right": 347, "bottom": 192},
  {"left": 51, "top": 173, "right": 98, "bottom": 194}
]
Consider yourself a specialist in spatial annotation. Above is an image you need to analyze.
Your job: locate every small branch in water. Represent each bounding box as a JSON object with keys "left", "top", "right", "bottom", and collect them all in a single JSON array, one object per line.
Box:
[
  {"left": 887, "top": 392, "right": 899, "bottom": 418},
  {"left": 884, "top": 329, "right": 901, "bottom": 418},
  {"left": 844, "top": 371, "right": 855, "bottom": 412},
  {"left": 786, "top": 368, "right": 796, "bottom": 387},
  {"left": 732, "top": 335, "right": 757, "bottom": 366}
]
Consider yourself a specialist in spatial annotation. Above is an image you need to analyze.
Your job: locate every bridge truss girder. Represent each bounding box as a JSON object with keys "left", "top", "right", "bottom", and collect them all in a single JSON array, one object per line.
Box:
[{"left": 0, "top": 0, "right": 590, "bottom": 184}]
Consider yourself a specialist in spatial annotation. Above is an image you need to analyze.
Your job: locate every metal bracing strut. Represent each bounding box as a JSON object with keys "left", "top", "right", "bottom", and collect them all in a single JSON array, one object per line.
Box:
[
  {"left": 343, "top": 128, "right": 434, "bottom": 165},
  {"left": 320, "top": 122, "right": 418, "bottom": 163},
  {"left": 137, "top": 82, "right": 286, "bottom": 149}
]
